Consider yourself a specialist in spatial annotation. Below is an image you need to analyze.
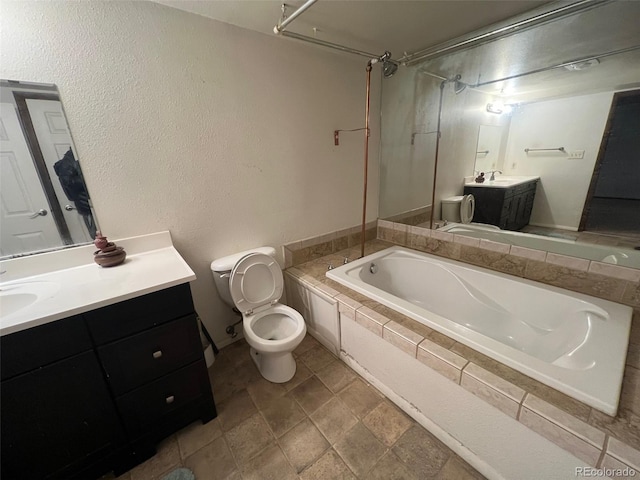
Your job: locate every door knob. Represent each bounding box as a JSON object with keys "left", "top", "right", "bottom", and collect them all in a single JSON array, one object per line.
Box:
[
  {"left": 29, "top": 209, "right": 48, "bottom": 219},
  {"left": 64, "top": 204, "right": 76, "bottom": 211}
]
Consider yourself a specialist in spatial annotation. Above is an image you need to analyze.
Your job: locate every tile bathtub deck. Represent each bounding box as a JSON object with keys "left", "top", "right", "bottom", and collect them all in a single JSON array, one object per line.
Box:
[{"left": 115, "top": 335, "right": 486, "bottom": 480}]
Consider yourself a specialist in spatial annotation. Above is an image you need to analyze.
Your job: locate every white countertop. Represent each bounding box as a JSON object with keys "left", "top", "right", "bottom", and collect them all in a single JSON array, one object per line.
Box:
[
  {"left": 0, "top": 231, "right": 196, "bottom": 336},
  {"left": 465, "top": 175, "right": 540, "bottom": 189}
]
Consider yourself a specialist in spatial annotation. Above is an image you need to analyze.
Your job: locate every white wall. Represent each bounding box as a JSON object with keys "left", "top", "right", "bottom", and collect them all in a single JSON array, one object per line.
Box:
[
  {"left": 1, "top": 1, "right": 380, "bottom": 346},
  {"left": 504, "top": 92, "right": 612, "bottom": 230}
]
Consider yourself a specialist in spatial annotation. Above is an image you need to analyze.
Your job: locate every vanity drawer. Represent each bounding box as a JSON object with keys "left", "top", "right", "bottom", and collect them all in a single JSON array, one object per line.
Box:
[
  {"left": 1, "top": 315, "right": 92, "bottom": 380},
  {"left": 116, "top": 360, "right": 208, "bottom": 438},
  {"left": 85, "top": 283, "right": 195, "bottom": 344},
  {"left": 98, "top": 315, "right": 202, "bottom": 395}
]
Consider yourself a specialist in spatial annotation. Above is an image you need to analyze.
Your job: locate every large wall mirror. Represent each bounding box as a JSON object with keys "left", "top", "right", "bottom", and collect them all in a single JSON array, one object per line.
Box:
[
  {"left": 1, "top": 80, "right": 98, "bottom": 257},
  {"left": 379, "top": 0, "right": 640, "bottom": 268}
]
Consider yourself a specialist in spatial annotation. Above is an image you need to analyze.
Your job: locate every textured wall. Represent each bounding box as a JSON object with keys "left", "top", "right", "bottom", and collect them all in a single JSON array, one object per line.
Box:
[
  {"left": 504, "top": 92, "right": 612, "bottom": 230},
  {"left": 1, "top": 1, "right": 380, "bottom": 346}
]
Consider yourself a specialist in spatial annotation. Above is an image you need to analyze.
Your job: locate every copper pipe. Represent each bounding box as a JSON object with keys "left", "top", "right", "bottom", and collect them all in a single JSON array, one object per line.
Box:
[
  {"left": 428, "top": 81, "right": 446, "bottom": 230},
  {"left": 361, "top": 63, "right": 372, "bottom": 258}
]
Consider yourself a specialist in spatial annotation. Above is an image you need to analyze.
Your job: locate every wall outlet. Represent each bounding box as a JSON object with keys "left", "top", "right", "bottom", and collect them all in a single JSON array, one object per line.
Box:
[{"left": 568, "top": 150, "right": 585, "bottom": 159}]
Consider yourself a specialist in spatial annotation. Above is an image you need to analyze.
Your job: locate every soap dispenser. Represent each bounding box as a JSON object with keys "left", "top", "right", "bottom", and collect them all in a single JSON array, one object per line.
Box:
[{"left": 475, "top": 172, "right": 485, "bottom": 183}]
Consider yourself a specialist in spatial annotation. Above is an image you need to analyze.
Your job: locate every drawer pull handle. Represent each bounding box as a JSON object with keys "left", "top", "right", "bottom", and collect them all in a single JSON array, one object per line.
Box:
[
  {"left": 152, "top": 350, "right": 163, "bottom": 359},
  {"left": 165, "top": 395, "right": 175, "bottom": 404}
]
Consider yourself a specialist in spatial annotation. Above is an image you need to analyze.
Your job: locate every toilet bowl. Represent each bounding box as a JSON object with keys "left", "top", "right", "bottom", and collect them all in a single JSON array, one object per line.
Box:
[{"left": 211, "top": 249, "right": 306, "bottom": 383}]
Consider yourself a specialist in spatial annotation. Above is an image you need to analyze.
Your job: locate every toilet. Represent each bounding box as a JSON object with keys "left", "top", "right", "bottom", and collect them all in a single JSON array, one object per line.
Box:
[
  {"left": 442, "top": 194, "right": 475, "bottom": 224},
  {"left": 211, "top": 247, "right": 306, "bottom": 383}
]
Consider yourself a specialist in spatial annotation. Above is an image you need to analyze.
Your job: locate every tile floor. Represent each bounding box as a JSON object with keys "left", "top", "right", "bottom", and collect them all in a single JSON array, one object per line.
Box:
[{"left": 116, "top": 335, "right": 486, "bottom": 480}]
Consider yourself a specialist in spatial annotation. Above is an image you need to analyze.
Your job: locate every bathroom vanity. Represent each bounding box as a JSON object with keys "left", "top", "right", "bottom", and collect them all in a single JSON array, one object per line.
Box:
[
  {"left": 464, "top": 176, "right": 539, "bottom": 230},
  {"left": 0, "top": 232, "right": 216, "bottom": 480}
]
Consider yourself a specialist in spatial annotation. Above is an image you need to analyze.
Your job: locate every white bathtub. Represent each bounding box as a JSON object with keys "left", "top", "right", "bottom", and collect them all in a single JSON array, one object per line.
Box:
[
  {"left": 327, "top": 246, "right": 632, "bottom": 415},
  {"left": 440, "top": 222, "right": 640, "bottom": 268}
]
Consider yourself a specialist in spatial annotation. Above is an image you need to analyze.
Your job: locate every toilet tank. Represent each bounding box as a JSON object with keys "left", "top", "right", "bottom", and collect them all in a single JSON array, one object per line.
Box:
[
  {"left": 441, "top": 196, "right": 463, "bottom": 223},
  {"left": 210, "top": 246, "right": 277, "bottom": 308}
]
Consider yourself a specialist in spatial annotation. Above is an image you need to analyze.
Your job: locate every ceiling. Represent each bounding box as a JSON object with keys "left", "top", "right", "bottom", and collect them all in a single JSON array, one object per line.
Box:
[{"left": 154, "top": 0, "right": 550, "bottom": 60}]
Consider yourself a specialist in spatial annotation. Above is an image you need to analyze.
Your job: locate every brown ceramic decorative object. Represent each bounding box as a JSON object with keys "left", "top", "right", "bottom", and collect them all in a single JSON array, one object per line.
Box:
[{"left": 94, "top": 234, "right": 126, "bottom": 267}]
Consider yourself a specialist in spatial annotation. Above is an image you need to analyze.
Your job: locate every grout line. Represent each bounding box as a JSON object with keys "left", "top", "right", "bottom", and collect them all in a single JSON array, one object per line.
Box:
[
  {"left": 596, "top": 436, "right": 610, "bottom": 469},
  {"left": 517, "top": 393, "right": 528, "bottom": 421}
]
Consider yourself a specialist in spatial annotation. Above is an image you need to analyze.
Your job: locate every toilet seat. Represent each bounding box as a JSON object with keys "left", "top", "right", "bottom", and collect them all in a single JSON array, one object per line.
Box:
[{"left": 230, "top": 253, "right": 284, "bottom": 315}]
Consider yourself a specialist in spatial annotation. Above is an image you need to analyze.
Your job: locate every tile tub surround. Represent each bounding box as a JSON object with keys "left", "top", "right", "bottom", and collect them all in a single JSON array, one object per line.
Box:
[
  {"left": 283, "top": 222, "right": 377, "bottom": 268},
  {"left": 287, "top": 239, "right": 640, "bottom": 474},
  {"left": 113, "top": 336, "right": 486, "bottom": 480}
]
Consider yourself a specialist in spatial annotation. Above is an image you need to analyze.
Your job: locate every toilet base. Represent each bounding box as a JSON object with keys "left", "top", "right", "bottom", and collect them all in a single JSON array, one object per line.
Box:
[{"left": 250, "top": 347, "right": 297, "bottom": 383}]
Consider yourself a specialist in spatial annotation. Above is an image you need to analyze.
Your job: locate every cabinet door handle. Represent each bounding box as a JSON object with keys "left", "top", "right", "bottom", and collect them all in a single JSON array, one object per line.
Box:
[
  {"left": 152, "top": 350, "right": 163, "bottom": 359},
  {"left": 165, "top": 395, "right": 175, "bottom": 404}
]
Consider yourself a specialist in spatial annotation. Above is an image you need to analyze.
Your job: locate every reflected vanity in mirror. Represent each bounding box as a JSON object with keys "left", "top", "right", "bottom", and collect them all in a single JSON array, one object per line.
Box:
[
  {"left": 379, "top": 0, "right": 640, "bottom": 269},
  {"left": 1, "top": 80, "right": 98, "bottom": 257}
]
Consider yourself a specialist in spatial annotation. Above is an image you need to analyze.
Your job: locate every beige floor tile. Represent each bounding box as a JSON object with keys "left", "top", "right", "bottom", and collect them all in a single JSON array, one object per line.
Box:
[
  {"left": 362, "top": 400, "right": 414, "bottom": 446},
  {"left": 300, "top": 448, "right": 356, "bottom": 480},
  {"left": 176, "top": 419, "right": 223, "bottom": 459},
  {"left": 310, "top": 396, "right": 358, "bottom": 444},
  {"left": 299, "top": 345, "right": 337, "bottom": 373},
  {"left": 290, "top": 376, "right": 334, "bottom": 414},
  {"left": 295, "top": 334, "right": 321, "bottom": 356},
  {"left": 222, "top": 339, "right": 253, "bottom": 366},
  {"left": 246, "top": 377, "right": 287, "bottom": 410},
  {"left": 392, "top": 425, "right": 451, "bottom": 478},
  {"left": 316, "top": 360, "right": 357, "bottom": 393},
  {"left": 130, "top": 436, "right": 181, "bottom": 480},
  {"left": 282, "top": 361, "right": 314, "bottom": 391},
  {"left": 338, "top": 378, "right": 383, "bottom": 419},
  {"left": 240, "top": 444, "right": 298, "bottom": 480},
  {"left": 334, "top": 422, "right": 386, "bottom": 477},
  {"left": 436, "top": 455, "right": 486, "bottom": 480},
  {"left": 279, "top": 418, "right": 330, "bottom": 473},
  {"left": 225, "top": 413, "right": 275, "bottom": 463},
  {"left": 183, "top": 436, "right": 238, "bottom": 479},
  {"left": 210, "top": 358, "right": 260, "bottom": 403},
  {"left": 216, "top": 388, "right": 258, "bottom": 432},
  {"left": 260, "top": 393, "right": 307, "bottom": 437},
  {"left": 367, "top": 451, "right": 418, "bottom": 480}
]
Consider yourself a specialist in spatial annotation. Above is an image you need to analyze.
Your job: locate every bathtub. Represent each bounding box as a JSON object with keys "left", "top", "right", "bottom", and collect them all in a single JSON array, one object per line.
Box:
[
  {"left": 440, "top": 222, "right": 640, "bottom": 269},
  {"left": 327, "top": 246, "right": 632, "bottom": 415}
]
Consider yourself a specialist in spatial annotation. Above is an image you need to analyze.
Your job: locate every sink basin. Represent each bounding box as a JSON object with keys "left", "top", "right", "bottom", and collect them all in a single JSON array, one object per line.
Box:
[
  {"left": 465, "top": 175, "right": 540, "bottom": 188},
  {"left": 0, "top": 293, "right": 38, "bottom": 316},
  {"left": 0, "top": 281, "right": 61, "bottom": 318}
]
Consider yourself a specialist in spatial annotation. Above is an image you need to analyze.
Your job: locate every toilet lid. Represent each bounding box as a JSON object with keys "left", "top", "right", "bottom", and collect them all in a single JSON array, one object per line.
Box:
[{"left": 229, "top": 253, "right": 283, "bottom": 314}]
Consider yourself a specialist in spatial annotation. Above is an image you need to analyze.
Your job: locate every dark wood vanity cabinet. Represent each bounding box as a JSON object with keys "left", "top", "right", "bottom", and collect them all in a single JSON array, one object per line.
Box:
[
  {"left": 464, "top": 179, "right": 538, "bottom": 230},
  {"left": 1, "top": 317, "right": 125, "bottom": 480},
  {"left": 1, "top": 283, "right": 216, "bottom": 480}
]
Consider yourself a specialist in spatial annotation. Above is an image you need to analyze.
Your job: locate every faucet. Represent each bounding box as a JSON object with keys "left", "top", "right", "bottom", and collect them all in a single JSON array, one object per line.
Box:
[{"left": 488, "top": 170, "right": 502, "bottom": 181}]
